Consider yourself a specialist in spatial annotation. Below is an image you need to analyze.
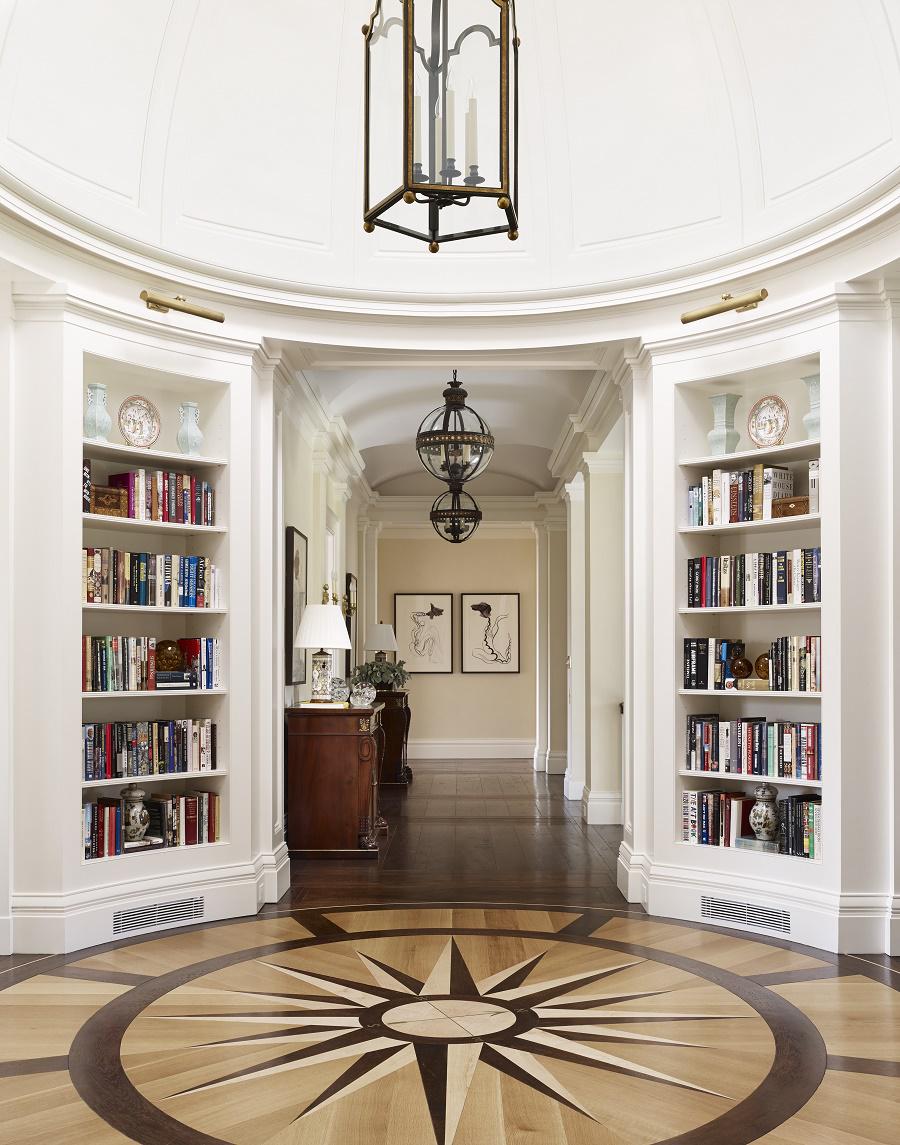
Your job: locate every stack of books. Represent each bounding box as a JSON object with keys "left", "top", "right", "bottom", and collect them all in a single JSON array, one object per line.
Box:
[
  {"left": 688, "top": 465, "right": 794, "bottom": 526},
  {"left": 81, "top": 636, "right": 222, "bottom": 692},
  {"left": 682, "top": 789, "right": 822, "bottom": 857},
  {"left": 686, "top": 547, "right": 821, "bottom": 607},
  {"left": 83, "top": 461, "right": 216, "bottom": 527},
  {"left": 682, "top": 636, "right": 821, "bottom": 692},
  {"left": 82, "top": 789, "right": 221, "bottom": 858},
  {"left": 82, "top": 719, "right": 217, "bottom": 780},
  {"left": 82, "top": 548, "right": 222, "bottom": 608},
  {"left": 685, "top": 716, "right": 821, "bottom": 779}
]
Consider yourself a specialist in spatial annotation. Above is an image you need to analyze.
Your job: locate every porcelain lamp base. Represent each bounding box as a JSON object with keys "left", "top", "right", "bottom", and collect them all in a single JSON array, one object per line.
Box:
[{"left": 309, "top": 648, "right": 334, "bottom": 703}]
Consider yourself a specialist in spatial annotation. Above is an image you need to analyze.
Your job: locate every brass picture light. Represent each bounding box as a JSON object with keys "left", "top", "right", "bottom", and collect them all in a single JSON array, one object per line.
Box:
[{"left": 681, "top": 288, "right": 769, "bottom": 325}]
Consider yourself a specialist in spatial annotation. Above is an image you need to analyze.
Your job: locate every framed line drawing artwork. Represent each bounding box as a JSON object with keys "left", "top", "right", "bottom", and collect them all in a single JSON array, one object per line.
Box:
[
  {"left": 394, "top": 593, "right": 454, "bottom": 674},
  {"left": 285, "top": 526, "right": 309, "bottom": 685},
  {"left": 461, "top": 593, "right": 521, "bottom": 674}
]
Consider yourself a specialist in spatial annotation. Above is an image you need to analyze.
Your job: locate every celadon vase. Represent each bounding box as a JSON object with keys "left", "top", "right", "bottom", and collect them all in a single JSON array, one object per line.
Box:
[
  {"left": 706, "top": 392, "right": 741, "bottom": 456},
  {"left": 84, "top": 382, "right": 112, "bottom": 442},
  {"left": 177, "top": 401, "right": 204, "bottom": 456},
  {"left": 802, "top": 374, "right": 820, "bottom": 440}
]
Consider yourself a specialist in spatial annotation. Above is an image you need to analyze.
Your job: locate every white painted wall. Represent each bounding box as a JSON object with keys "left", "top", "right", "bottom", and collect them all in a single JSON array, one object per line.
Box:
[{"left": 0, "top": 277, "right": 11, "bottom": 952}]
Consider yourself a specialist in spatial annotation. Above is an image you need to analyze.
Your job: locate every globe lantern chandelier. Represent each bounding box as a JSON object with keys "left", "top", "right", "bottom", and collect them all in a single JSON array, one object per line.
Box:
[
  {"left": 416, "top": 370, "right": 494, "bottom": 543},
  {"left": 363, "top": 0, "right": 520, "bottom": 253}
]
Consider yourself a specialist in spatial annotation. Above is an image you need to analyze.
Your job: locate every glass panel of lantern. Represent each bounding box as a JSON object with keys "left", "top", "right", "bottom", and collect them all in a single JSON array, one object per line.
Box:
[{"left": 364, "top": 1, "right": 405, "bottom": 221}]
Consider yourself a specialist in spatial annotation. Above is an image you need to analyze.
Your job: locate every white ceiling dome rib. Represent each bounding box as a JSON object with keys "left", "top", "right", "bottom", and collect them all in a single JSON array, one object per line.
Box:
[{"left": 0, "top": 0, "right": 898, "bottom": 307}]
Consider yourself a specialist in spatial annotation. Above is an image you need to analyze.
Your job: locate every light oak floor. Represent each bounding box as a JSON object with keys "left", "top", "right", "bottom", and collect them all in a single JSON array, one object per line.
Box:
[{"left": 1, "top": 764, "right": 897, "bottom": 1143}]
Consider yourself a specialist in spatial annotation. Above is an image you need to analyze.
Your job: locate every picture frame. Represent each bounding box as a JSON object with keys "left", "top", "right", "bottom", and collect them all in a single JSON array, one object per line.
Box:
[
  {"left": 394, "top": 593, "right": 454, "bottom": 674},
  {"left": 285, "top": 527, "right": 309, "bottom": 685},
  {"left": 461, "top": 593, "right": 521, "bottom": 674},
  {"left": 345, "top": 572, "right": 358, "bottom": 677}
]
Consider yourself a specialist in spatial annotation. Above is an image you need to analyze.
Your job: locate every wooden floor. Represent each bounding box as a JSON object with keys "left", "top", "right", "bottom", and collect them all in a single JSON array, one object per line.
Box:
[{"left": 1, "top": 762, "right": 898, "bottom": 1144}]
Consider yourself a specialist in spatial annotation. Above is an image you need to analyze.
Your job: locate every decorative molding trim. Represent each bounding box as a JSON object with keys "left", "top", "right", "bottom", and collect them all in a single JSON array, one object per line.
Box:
[
  {"left": 582, "top": 455, "right": 624, "bottom": 476},
  {"left": 581, "top": 789, "right": 623, "bottom": 826},
  {"left": 616, "top": 842, "right": 650, "bottom": 905},
  {"left": 546, "top": 750, "right": 567, "bottom": 775},
  {"left": 563, "top": 774, "right": 585, "bottom": 801},
  {"left": 407, "top": 740, "right": 536, "bottom": 761},
  {"left": 253, "top": 845, "right": 291, "bottom": 906}
]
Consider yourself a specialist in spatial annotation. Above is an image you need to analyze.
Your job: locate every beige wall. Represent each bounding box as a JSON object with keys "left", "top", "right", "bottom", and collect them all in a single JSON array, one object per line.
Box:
[{"left": 377, "top": 535, "right": 537, "bottom": 754}]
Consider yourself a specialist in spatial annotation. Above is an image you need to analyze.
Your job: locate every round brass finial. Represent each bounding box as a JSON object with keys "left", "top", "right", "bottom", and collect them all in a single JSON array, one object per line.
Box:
[
  {"left": 363, "top": 222, "right": 375, "bottom": 233},
  {"left": 498, "top": 196, "right": 511, "bottom": 210},
  {"left": 508, "top": 230, "right": 519, "bottom": 241},
  {"left": 429, "top": 241, "right": 440, "bottom": 254},
  {"left": 362, "top": 23, "right": 370, "bottom": 35},
  {"left": 403, "top": 191, "right": 416, "bottom": 204}
]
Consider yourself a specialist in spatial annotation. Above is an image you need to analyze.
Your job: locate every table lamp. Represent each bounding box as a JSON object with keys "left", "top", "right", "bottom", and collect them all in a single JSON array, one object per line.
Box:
[
  {"left": 295, "top": 588, "right": 352, "bottom": 703},
  {"left": 366, "top": 623, "right": 397, "bottom": 663}
]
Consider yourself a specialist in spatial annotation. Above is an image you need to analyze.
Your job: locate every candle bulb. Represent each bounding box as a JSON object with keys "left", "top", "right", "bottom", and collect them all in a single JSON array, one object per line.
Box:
[
  {"left": 465, "top": 95, "right": 478, "bottom": 170},
  {"left": 446, "top": 88, "right": 456, "bottom": 158},
  {"left": 434, "top": 112, "right": 442, "bottom": 168}
]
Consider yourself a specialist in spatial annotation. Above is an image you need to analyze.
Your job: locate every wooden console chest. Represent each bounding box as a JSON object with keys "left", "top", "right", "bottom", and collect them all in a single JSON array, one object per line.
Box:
[
  {"left": 284, "top": 704, "right": 384, "bottom": 858},
  {"left": 375, "top": 689, "right": 412, "bottom": 785}
]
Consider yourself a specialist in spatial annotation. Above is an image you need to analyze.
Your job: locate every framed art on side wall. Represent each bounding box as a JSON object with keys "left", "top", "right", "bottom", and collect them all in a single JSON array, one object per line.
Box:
[
  {"left": 461, "top": 593, "right": 521, "bottom": 674},
  {"left": 285, "top": 527, "right": 308, "bottom": 685},
  {"left": 394, "top": 593, "right": 454, "bottom": 674}
]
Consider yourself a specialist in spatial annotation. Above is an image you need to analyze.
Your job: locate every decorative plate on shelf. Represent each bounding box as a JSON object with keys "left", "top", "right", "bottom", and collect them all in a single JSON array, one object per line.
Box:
[
  {"left": 747, "top": 395, "right": 789, "bottom": 448},
  {"left": 118, "top": 395, "right": 161, "bottom": 447}
]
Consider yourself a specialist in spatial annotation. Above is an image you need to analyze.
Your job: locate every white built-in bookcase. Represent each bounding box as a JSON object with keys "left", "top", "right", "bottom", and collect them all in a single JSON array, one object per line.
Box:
[
  {"left": 675, "top": 364, "right": 823, "bottom": 856},
  {"left": 11, "top": 302, "right": 257, "bottom": 952}
]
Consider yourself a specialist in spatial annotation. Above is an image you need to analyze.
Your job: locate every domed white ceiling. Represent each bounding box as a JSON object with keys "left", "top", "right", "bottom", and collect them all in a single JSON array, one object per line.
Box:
[{"left": 0, "top": 0, "right": 898, "bottom": 302}]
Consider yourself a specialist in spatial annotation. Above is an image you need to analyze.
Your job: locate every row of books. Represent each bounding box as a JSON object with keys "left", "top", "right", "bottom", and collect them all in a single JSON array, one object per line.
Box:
[
  {"left": 685, "top": 717, "right": 822, "bottom": 780},
  {"left": 687, "top": 460, "right": 819, "bottom": 527},
  {"left": 83, "top": 460, "right": 216, "bottom": 526},
  {"left": 681, "top": 789, "right": 822, "bottom": 858},
  {"left": 82, "top": 548, "right": 222, "bottom": 608},
  {"left": 81, "top": 636, "right": 223, "bottom": 692},
  {"left": 83, "top": 790, "right": 221, "bottom": 858},
  {"left": 686, "top": 548, "right": 821, "bottom": 608},
  {"left": 682, "top": 636, "right": 821, "bottom": 692},
  {"left": 82, "top": 719, "right": 218, "bottom": 781}
]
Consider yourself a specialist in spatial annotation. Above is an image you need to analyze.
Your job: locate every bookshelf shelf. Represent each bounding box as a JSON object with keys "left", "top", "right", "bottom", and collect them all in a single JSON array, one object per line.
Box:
[
  {"left": 679, "top": 439, "right": 820, "bottom": 469},
  {"left": 678, "top": 688, "right": 820, "bottom": 699},
  {"left": 83, "top": 604, "right": 227, "bottom": 615},
  {"left": 82, "top": 770, "right": 227, "bottom": 790},
  {"left": 679, "top": 514, "right": 820, "bottom": 537},
  {"left": 82, "top": 689, "right": 227, "bottom": 699},
  {"left": 82, "top": 438, "right": 228, "bottom": 469},
  {"left": 82, "top": 513, "right": 227, "bottom": 537},
  {"left": 674, "top": 840, "right": 822, "bottom": 866},
  {"left": 679, "top": 603, "right": 821, "bottom": 615},
  {"left": 82, "top": 839, "right": 229, "bottom": 865},
  {"left": 677, "top": 770, "right": 822, "bottom": 789}
]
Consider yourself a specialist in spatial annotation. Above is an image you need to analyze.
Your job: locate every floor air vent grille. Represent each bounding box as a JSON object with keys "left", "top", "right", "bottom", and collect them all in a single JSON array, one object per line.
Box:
[
  {"left": 701, "top": 896, "right": 790, "bottom": 934},
  {"left": 113, "top": 897, "right": 204, "bottom": 936}
]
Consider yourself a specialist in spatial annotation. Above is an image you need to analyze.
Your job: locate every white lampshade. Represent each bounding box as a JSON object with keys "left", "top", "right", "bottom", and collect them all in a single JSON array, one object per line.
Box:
[
  {"left": 365, "top": 623, "right": 397, "bottom": 653},
  {"left": 295, "top": 603, "right": 351, "bottom": 650}
]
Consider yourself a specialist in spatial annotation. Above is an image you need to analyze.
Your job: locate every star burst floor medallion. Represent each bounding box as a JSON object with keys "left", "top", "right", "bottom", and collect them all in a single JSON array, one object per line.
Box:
[{"left": 97, "top": 918, "right": 799, "bottom": 1145}]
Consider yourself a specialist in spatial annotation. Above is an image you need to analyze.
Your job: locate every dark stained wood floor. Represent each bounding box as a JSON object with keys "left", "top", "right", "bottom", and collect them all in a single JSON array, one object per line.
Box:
[{"left": 285, "top": 759, "right": 627, "bottom": 909}]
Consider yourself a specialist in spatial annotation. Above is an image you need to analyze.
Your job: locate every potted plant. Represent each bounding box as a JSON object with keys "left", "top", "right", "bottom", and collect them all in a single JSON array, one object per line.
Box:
[{"left": 351, "top": 659, "right": 410, "bottom": 692}]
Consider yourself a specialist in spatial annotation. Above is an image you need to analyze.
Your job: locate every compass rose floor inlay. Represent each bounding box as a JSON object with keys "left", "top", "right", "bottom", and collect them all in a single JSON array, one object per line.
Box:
[{"left": 1, "top": 904, "right": 899, "bottom": 1144}]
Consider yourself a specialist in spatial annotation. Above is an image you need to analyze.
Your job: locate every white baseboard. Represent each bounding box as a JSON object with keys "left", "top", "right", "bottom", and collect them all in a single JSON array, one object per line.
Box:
[
  {"left": 563, "top": 774, "right": 584, "bottom": 801},
  {"left": 11, "top": 861, "right": 260, "bottom": 954},
  {"left": 616, "top": 843, "right": 650, "bottom": 905},
  {"left": 532, "top": 746, "right": 548, "bottom": 772},
  {"left": 255, "top": 844, "right": 290, "bottom": 906},
  {"left": 546, "top": 751, "right": 567, "bottom": 775},
  {"left": 581, "top": 789, "right": 623, "bottom": 825},
  {"left": 407, "top": 739, "right": 535, "bottom": 760}
]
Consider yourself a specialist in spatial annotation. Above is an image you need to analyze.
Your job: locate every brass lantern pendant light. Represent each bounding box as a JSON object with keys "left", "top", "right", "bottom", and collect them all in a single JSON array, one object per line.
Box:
[
  {"left": 363, "top": 1, "right": 520, "bottom": 252},
  {"left": 416, "top": 370, "right": 495, "bottom": 484}
]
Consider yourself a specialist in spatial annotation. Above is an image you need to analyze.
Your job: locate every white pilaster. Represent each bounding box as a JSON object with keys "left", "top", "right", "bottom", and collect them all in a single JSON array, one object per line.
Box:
[
  {"left": 564, "top": 475, "right": 586, "bottom": 801},
  {"left": 547, "top": 518, "right": 569, "bottom": 774},
  {"left": 581, "top": 453, "right": 625, "bottom": 826},
  {"left": 359, "top": 517, "right": 383, "bottom": 652},
  {"left": 616, "top": 349, "right": 653, "bottom": 903},
  {"left": 534, "top": 523, "right": 550, "bottom": 772}
]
